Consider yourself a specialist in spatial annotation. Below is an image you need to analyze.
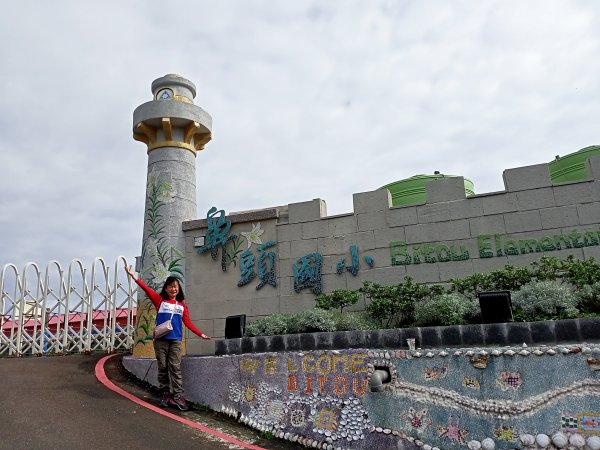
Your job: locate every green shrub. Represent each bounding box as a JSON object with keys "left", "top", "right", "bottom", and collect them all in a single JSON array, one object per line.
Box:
[
  {"left": 451, "top": 265, "right": 534, "bottom": 299},
  {"left": 361, "top": 282, "right": 401, "bottom": 327},
  {"left": 529, "top": 256, "right": 600, "bottom": 287},
  {"left": 331, "top": 311, "right": 381, "bottom": 331},
  {"left": 245, "top": 256, "right": 600, "bottom": 337},
  {"left": 260, "top": 431, "right": 275, "bottom": 440},
  {"left": 288, "top": 308, "right": 337, "bottom": 333},
  {"left": 449, "top": 272, "right": 493, "bottom": 300},
  {"left": 245, "top": 309, "right": 380, "bottom": 337},
  {"left": 576, "top": 281, "right": 600, "bottom": 314},
  {"left": 315, "top": 289, "right": 360, "bottom": 313},
  {"left": 413, "top": 292, "right": 474, "bottom": 326},
  {"left": 562, "top": 256, "right": 600, "bottom": 288},
  {"left": 244, "top": 319, "right": 263, "bottom": 337},
  {"left": 361, "top": 276, "right": 435, "bottom": 328},
  {"left": 512, "top": 280, "right": 579, "bottom": 321},
  {"left": 245, "top": 314, "right": 291, "bottom": 337},
  {"left": 530, "top": 256, "right": 563, "bottom": 281},
  {"left": 488, "top": 265, "right": 534, "bottom": 291}
]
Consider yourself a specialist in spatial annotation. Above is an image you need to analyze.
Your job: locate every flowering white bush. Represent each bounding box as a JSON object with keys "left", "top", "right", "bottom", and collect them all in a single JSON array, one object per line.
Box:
[
  {"left": 245, "top": 314, "right": 290, "bottom": 337},
  {"left": 413, "top": 292, "right": 475, "bottom": 326},
  {"left": 512, "top": 280, "right": 578, "bottom": 320},
  {"left": 331, "top": 311, "right": 379, "bottom": 331},
  {"left": 290, "top": 309, "right": 337, "bottom": 333}
]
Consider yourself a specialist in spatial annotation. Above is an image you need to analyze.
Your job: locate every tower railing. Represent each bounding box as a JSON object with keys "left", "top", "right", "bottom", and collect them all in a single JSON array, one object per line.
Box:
[{"left": 0, "top": 257, "right": 137, "bottom": 357}]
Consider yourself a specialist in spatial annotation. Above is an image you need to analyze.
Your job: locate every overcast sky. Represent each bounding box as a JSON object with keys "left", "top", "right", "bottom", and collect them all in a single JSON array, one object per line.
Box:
[{"left": 1, "top": 0, "right": 599, "bottom": 271}]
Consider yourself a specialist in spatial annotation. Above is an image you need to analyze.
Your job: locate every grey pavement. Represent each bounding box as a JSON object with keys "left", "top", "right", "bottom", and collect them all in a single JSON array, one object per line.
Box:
[{"left": 0, "top": 352, "right": 301, "bottom": 450}]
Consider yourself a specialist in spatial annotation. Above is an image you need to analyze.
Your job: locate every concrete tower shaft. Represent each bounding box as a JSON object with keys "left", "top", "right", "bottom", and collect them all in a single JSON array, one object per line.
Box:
[{"left": 132, "top": 74, "right": 212, "bottom": 357}]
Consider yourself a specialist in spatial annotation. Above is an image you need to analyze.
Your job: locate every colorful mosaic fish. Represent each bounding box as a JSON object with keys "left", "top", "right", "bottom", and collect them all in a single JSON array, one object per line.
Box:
[
  {"left": 423, "top": 366, "right": 447, "bottom": 380},
  {"left": 580, "top": 414, "right": 600, "bottom": 432},
  {"left": 463, "top": 376, "right": 480, "bottom": 390}
]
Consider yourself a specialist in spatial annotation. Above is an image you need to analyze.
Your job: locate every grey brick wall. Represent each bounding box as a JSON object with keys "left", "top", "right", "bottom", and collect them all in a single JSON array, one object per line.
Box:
[{"left": 183, "top": 157, "right": 600, "bottom": 346}]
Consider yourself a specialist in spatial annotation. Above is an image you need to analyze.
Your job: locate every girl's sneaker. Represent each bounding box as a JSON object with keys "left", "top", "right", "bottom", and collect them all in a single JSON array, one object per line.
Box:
[
  {"left": 171, "top": 394, "right": 189, "bottom": 411},
  {"left": 158, "top": 390, "right": 172, "bottom": 408}
]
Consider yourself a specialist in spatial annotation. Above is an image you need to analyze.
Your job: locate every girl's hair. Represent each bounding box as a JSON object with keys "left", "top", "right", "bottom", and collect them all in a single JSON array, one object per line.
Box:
[{"left": 160, "top": 276, "right": 185, "bottom": 301}]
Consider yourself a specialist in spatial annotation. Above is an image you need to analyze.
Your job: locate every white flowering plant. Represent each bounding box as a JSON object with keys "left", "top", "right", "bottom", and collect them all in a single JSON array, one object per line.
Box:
[{"left": 512, "top": 280, "right": 579, "bottom": 321}]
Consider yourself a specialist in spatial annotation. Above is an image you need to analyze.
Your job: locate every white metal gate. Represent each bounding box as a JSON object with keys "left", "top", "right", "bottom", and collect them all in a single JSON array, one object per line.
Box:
[{"left": 1, "top": 257, "right": 137, "bottom": 357}]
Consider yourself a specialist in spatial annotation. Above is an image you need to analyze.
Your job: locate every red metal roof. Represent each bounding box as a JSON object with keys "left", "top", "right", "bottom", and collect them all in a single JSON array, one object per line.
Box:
[{"left": 1, "top": 308, "right": 136, "bottom": 332}]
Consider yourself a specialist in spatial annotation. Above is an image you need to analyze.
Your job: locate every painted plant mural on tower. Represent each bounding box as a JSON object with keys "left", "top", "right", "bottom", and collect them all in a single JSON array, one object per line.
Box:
[{"left": 135, "top": 168, "right": 185, "bottom": 346}]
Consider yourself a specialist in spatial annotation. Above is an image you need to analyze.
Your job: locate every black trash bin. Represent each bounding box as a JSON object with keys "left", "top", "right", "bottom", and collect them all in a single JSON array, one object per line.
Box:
[
  {"left": 225, "top": 314, "right": 246, "bottom": 339},
  {"left": 478, "top": 291, "right": 513, "bottom": 324}
]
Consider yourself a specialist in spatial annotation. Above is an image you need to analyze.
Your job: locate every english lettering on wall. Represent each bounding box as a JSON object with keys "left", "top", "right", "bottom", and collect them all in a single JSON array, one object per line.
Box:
[{"left": 390, "top": 227, "right": 600, "bottom": 266}]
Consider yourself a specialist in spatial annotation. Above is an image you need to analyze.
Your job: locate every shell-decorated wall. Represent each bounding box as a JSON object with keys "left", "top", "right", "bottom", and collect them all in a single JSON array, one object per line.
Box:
[{"left": 124, "top": 341, "right": 600, "bottom": 450}]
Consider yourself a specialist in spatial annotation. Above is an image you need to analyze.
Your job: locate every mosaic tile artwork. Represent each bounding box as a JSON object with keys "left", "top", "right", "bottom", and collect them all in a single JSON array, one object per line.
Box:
[
  {"left": 422, "top": 366, "right": 447, "bottom": 380},
  {"left": 561, "top": 413, "right": 579, "bottom": 433},
  {"left": 497, "top": 371, "right": 522, "bottom": 391},
  {"left": 437, "top": 415, "right": 469, "bottom": 445},
  {"left": 463, "top": 376, "right": 480, "bottom": 390},
  {"left": 215, "top": 345, "right": 600, "bottom": 450},
  {"left": 399, "top": 407, "right": 432, "bottom": 434},
  {"left": 580, "top": 414, "right": 600, "bottom": 433},
  {"left": 493, "top": 425, "right": 517, "bottom": 441}
]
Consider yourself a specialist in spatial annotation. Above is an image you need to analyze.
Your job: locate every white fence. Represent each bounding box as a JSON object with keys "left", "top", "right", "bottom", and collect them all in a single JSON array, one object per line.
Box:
[{"left": 0, "top": 257, "right": 137, "bottom": 357}]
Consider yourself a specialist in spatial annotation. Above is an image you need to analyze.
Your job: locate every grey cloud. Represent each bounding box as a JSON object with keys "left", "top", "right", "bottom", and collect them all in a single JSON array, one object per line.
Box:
[{"left": 1, "top": 0, "right": 600, "bottom": 269}]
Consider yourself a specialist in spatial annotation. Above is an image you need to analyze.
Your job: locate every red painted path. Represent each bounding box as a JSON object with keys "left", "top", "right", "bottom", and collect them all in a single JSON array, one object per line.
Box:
[
  {"left": 0, "top": 353, "right": 300, "bottom": 450},
  {"left": 95, "top": 354, "right": 265, "bottom": 449}
]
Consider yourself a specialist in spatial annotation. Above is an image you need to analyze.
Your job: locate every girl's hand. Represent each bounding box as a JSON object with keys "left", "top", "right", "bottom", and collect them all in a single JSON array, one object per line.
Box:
[
  {"left": 124, "top": 264, "right": 138, "bottom": 281},
  {"left": 200, "top": 334, "right": 211, "bottom": 340}
]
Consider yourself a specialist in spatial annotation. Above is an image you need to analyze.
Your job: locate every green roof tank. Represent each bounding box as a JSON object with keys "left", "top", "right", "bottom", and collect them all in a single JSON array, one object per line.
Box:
[
  {"left": 549, "top": 145, "right": 600, "bottom": 183},
  {"left": 380, "top": 174, "right": 475, "bottom": 206}
]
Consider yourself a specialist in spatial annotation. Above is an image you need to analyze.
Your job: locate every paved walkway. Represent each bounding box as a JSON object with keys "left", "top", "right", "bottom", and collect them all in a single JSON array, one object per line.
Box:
[{"left": 0, "top": 353, "right": 300, "bottom": 450}]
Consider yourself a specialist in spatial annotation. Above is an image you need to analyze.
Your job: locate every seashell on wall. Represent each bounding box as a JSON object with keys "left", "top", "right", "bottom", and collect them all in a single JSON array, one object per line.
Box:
[
  {"left": 536, "top": 433, "right": 550, "bottom": 447},
  {"left": 519, "top": 434, "right": 535, "bottom": 446},
  {"left": 587, "top": 435, "right": 600, "bottom": 450},
  {"left": 480, "top": 438, "right": 495, "bottom": 450},
  {"left": 569, "top": 433, "right": 586, "bottom": 448},
  {"left": 551, "top": 431, "right": 568, "bottom": 448}
]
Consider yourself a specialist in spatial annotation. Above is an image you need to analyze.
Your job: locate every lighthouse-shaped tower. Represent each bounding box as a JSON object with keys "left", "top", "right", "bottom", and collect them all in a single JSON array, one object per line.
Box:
[{"left": 132, "top": 74, "right": 212, "bottom": 357}]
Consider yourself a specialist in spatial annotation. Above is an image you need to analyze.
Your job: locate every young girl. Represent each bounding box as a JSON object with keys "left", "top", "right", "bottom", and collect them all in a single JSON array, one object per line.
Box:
[{"left": 125, "top": 264, "right": 210, "bottom": 410}]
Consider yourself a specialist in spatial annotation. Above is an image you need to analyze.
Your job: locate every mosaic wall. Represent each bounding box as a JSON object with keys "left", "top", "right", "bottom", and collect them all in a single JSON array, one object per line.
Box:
[
  {"left": 363, "top": 345, "right": 600, "bottom": 450},
  {"left": 126, "top": 341, "right": 600, "bottom": 450}
]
